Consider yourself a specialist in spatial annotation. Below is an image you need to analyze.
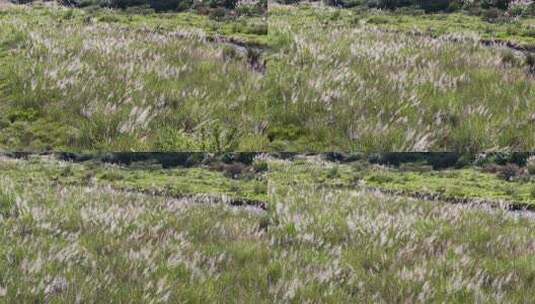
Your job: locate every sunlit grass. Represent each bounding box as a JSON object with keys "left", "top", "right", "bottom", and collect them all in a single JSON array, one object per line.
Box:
[
  {"left": 269, "top": 155, "right": 535, "bottom": 208},
  {"left": 0, "top": 174, "right": 270, "bottom": 302},
  {"left": 0, "top": 5, "right": 268, "bottom": 151},
  {"left": 2, "top": 155, "right": 535, "bottom": 302},
  {"left": 266, "top": 4, "right": 535, "bottom": 151},
  {"left": 268, "top": 159, "right": 535, "bottom": 302}
]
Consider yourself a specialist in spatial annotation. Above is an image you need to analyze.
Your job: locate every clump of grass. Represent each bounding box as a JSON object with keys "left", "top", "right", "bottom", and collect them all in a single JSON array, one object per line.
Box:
[
  {"left": 253, "top": 159, "right": 269, "bottom": 173},
  {"left": 326, "top": 166, "right": 339, "bottom": 178},
  {"left": 0, "top": 183, "right": 17, "bottom": 218}
]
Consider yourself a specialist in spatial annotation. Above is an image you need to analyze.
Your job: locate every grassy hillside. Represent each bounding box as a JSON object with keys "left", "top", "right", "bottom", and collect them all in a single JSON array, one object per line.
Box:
[
  {"left": 2, "top": 3, "right": 535, "bottom": 151},
  {"left": 0, "top": 4, "right": 268, "bottom": 151},
  {"left": 269, "top": 168, "right": 535, "bottom": 302},
  {"left": 2, "top": 154, "right": 535, "bottom": 302},
  {"left": 266, "top": 4, "right": 535, "bottom": 151},
  {"left": 0, "top": 156, "right": 270, "bottom": 302}
]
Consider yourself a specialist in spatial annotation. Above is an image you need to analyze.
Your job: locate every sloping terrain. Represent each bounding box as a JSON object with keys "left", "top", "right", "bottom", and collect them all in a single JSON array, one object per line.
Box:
[
  {"left": 2, "top": 154, "right": 535, "bottom": 302},
  {"left": 266, "top": 4, "right": 535, "bottom": 151},
  {"left": 0, "top": 4, "right": 268, "bottom": 151},
  {"left": 269, "top": 172, "right": 535, "bottom": 303}
]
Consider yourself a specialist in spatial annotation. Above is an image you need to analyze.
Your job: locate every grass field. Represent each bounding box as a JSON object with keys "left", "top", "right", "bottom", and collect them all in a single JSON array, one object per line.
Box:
[
  {"left": 0, "top": 3, "right": 268, "bottom": 151},
  {"left": 0, "top": 155, "right": 270, "bottom": 302},
  {"left": 269, "top": 165, "right": 535, "bottom": 302},
  {"left": 269, "top": 154, "right": 535, "bottom": 208},
  {"left": 3, "top": 154, "right": 535, "bottom": 302},
  {"left": 266, "top": 3, "right": 535, "bottom": 151},
  {"left": 0, "top": 154, "right": 268, "bottom": 202},
  {"left": 1, "top": 2, "right": 535, "bottom": 151}
]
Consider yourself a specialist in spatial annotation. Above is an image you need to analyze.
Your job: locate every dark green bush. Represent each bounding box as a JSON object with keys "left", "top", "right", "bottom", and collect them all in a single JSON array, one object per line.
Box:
[
  {"left": 367, "top": 153, "right": 459, "bottom": 168},
  {"left": 109, "top": 0, "right": 148, "bottom": 8},
  {"left": 417, "top": 0, "right": 450, "bottom": 12},
  {"left": 481, "top": 0, "right": 510, "bottom": 10},
  {"left": 149, "top": 0, "right": 192, "bottom": 11},
  {"left": 285, "top": 0, "right": 519, "bottom": 13},
  {"left": 207, "top": 0, "right": 238, "bottom": 9}
]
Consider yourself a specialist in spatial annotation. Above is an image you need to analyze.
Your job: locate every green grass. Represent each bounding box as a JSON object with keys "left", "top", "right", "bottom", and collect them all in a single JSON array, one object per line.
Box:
[
  {"left": 79, "top": 8, "right": 268, "bottom": 45},
  {"left": 367, "top": 12, "right": 535, "bottom": 50},
  {"left": 265, "top": 4, "right": 535, "bottom": 151},
  {"left": 2, "top": 155, "right": 535, "bottom": 302},
  {"left": 364, "top": 168, "right": 535, "bottom": 206},
  {"left": 2, "top": 3, "right": 535, "bottom": 151},
  {"left": 0, "top": 155, "right": 268, "bottom": 202},
  {"left": 0, "top": 164, "right": 271, "bottom": 302},
  {"left": 269, "top": 156, "right": 535, "bottom": 208},
  {"left": 279, "top": 6, "right": 535, "bottom": 49},
  {"left": 269, "top": 172, "right": 535, "bottom": 302},
  {"left": 0, "top": 5, "right": 269, "bottom": 151}
]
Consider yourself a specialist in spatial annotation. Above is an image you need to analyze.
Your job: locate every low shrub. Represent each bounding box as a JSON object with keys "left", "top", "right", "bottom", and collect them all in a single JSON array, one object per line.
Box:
[
  {"left": 253, "top": 160, "right": 269, "bottom": 173},
  {"left": 416, "top": 0, "right": 450, "bottom": 12},
  {"left": 481, "top": 0, "right": 510, "bottom": 10},
  {"left": 497, "top": 163, "right": 522, "bottom": 181}
]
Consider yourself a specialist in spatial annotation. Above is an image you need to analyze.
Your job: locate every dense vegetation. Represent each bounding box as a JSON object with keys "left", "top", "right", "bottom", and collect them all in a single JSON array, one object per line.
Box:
[
  {"left": 1, "top": 1, "right": 534, "bottom": 151},
  {"left": 272, "top": 153, "right": 535, "bottom": 208},
  {"left": 0, "top": 155, "right": 270, "bottom": 302},
  {"left": 2, "top": 154, "right": 535, "bottom": 302},
  {"left": 277, "top": 0, "right": 535, "bottom": 16},
  {"left": 0, "top": 4, "right": 268, "bottom": 151},
  {"left": 269, "top": 159, "right": 535, "bottom": 302},
  {"left": 267, "top": 3, "right": 535, "bottom": 151},
  {"left": 1, "top": 153, "right": 269, "bottom": 201},
  {"left": 12, "top": 0, "right": 268, "bottom": 16}
]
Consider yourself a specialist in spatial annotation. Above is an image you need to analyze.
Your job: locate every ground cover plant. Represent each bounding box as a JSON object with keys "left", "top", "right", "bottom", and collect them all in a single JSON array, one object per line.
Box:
[
  {"left": 2, "top": 1, "right": 535, "bottom": 151},
  {"left": 268, "top": 161, "right": 535, "bottom": 302},
  {"left": 2, "top": 153, "right": 535, "bottom": 302},
  {"left": 269, "top": 153, "right": 535, "bottom": 208},
  {"left": 0, "top": 155, "right": 271, "bottom": 302},
  {"left": 0, "top": 153, "right": 269, "bottom": 202},
  {"left": 266, "top": 3, "right": 535, "bottom": 151},
  {"left": 0, "top": 2, "right": 268, "bottom": 151}
]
